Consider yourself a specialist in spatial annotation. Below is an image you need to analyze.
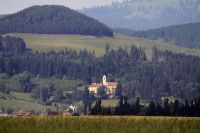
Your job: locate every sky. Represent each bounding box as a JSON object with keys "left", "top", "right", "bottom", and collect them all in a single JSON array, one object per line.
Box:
[{"left": 0, "top": 0, "right": 122, "bottom": 15}]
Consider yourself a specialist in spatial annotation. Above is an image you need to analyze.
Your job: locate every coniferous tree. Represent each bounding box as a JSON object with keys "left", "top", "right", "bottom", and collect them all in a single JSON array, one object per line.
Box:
[
  {"left": 163, "top": 98, "right": 171, "bottom": 116},
  {"left": 146, "top": 100, "right": 157, "bottom": 116},
  {"left": 135, "top": 97, "right": 140, "bottom": 114},
  {"left": 82, "top": 87, "right": 90, "bottom": 114},
  {"left": 115, "top": 82, "right": 123, "bottom": 97}
]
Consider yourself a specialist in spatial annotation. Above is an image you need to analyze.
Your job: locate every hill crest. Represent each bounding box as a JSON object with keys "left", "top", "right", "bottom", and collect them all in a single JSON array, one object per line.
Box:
[{"left": 0, "top": 5, "right": 113, "bottom": 37}]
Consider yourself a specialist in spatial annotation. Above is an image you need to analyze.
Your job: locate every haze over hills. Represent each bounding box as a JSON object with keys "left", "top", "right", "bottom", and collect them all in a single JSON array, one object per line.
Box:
[
  {"left": 114, "top": 22, "right": 200, "bottom": 49},
  {"left": 82, "top": 0, "right": 200, "bottom": 30},
  {"left": 0, "top": 5, "right": 113, "bottom": 37}
]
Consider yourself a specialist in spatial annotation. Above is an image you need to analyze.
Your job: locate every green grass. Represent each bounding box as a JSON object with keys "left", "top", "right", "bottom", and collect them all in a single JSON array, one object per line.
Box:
[
  {"left": 32, "top": 77, "right": 85, "bottom": 91},
  {"left": 11, "top": 92, "right": 33, "bottom": 101},
  {"left": 0, "top": 116, "right": 200, "bottom": 133},
  {"left": 6, "top": 33, "right": 200, "bottom": 60},
  {"left": 0, "top": 76, "right": 85, "bottom": 92},
  {"left": 0, "top": 78, "right": 21, "bottom": 91},
  {"left": 101, "top": 99, "right": 119, "bottom": 107},
  {"left": 0, "top": 77, "right": 85, "bottom": 112},
  {"left": 0, "top": 92, "right": 56, "bottom": 113}
]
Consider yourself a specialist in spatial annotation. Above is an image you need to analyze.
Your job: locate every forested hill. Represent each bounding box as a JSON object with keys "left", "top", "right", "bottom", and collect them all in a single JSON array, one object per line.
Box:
[
  {"left": 114, "top": 22, "right": 200, "bottom": 49},
  {"left": 82, "top": 0, "right": 200, "bottom": 30},
  {"left": 0, "top": 5, "right": 113, "bottom": 37}
]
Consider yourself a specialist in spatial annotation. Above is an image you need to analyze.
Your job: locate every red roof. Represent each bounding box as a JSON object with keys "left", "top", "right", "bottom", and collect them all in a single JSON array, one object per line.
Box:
[
  {"left": 0, "top": 109, "right": 4, "bottom": 114},
  {"left": 18, "top": 108, "right": 29, "bottom": 114},
  {"left": 89, "top": 82, "right": 118, "bottom": 87},
  {"left": 106, "top": 82, "right": 118, "bottom": 86},
  {"left": 89, "top": 83, "right": 102, "bottom": 87}
]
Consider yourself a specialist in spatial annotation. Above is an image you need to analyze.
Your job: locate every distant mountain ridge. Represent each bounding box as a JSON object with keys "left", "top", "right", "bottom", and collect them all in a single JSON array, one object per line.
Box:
[
  {"left": 0, "top": 5, "right": 113, "bottom": 37},
  {"left": 0, "top": 15, "right": 6, "bottom": 19},
  {"left": 82, "top": 0, "right": 200, "bottom": 30},
  {"left": 114, "top": 22, "right": 200, "bottom": 49}
]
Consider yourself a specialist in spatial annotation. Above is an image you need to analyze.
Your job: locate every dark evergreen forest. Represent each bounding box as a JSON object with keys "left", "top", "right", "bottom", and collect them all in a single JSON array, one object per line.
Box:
[
  {"left": 0, "top": 36, "right": 200, "bottom": 102},
  {"left": 0, "top": 36, "right": 26, "bottom": 54},
  {"left": 91, "top": 97, "right": 200, "bottom": 117},
  {"left": 0, "top": 5, "right": 113, "bottom": 37}
]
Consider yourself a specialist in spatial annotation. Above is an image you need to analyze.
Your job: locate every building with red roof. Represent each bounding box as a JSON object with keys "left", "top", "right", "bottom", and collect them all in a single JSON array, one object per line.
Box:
[
  {"left": 17, "top": 108, "right": 32, "bottom": 116},
  {"left": 88, "top": 75, "right": 118, "bottom": 95},
  {"left": 0, "top": 108, "right": 8, "bottom": 116}
]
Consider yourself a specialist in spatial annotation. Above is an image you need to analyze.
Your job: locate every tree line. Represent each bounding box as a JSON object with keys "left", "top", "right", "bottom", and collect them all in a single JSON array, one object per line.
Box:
[{"left": 91, "top": 96, "right": 200, "bottom": 117}]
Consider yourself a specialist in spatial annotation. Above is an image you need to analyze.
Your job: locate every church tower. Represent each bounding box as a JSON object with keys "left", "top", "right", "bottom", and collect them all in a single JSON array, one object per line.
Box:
[{"left": 102, "top": 75, "right": 107, "bottom": 85}]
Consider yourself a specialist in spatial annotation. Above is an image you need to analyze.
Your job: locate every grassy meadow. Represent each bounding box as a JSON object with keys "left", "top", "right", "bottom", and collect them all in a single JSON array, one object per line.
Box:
[
  {"left": 32, "top": 77, "right": 85, "bottom": 91},
  {"left": 0, "top": 77, "right": 86, "bottom": 113},
  {"left": 101, "top": 99, "right": 119, "bottom": 107},
  {"left": 0, "top": 92, "right": 56, "bottom": 113},
  {"left": 6, "top": 33, "right": 200, "bottom": 59},
  {"left": 0, "top": 116, "right": 200, "bottom": 133}
]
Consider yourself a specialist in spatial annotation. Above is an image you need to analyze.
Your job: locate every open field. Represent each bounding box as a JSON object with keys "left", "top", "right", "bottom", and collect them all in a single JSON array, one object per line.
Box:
[
  {"left": 101, "top": 99, "right": 119, "bottom": 107},
  {"left": 0, "top": 116, "right": 200, "bottom": 133},
  {"left": 0, "top": 92, "right": 56, "bottom": 113},
  {"left": 0, "top": 77, "right": 85, "bottom": 113},
  {"left": 0, "top": 78, "right": 21, "bottom": 92},
  {"left": 32, "top": 77, "right": 85, "bottom": 91},
  {"left": 0, "top": 76, "right": 85, "bottom": 92},
  {"left": 6, "top": 33, "right": 200, "bottom": 59}
]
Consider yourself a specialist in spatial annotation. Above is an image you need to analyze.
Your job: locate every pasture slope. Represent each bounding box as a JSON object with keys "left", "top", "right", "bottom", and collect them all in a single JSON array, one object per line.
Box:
[
  {"left": 0, "top": 92, "right": 56, "bottom": 113},
  {"left": 0, "top": 78, "right": 84, "bottom": 113},
  {"left": 6, "top": 33, "right": 200, "bottom": 60}
]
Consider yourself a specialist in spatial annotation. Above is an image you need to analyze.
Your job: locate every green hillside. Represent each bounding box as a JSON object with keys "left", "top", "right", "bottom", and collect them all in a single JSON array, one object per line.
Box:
[
  {"left": 0, "top": 76, "right": 84, "bottom": 113},
  {"left": 6, "top": 33, "right": 200, "bottom": 59},
  {"left": 115, "top": 22, "right": 200, "bottom": 49},
  {"left": 0, "top": 92, "right": 56, "bottom": 113},
  {"left": 0, "top": 5, "right": 113, "bottom": 37}
]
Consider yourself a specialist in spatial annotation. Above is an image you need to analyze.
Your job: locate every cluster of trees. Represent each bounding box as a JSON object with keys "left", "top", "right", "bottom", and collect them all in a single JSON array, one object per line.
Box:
[
  {"left": 82, "top": 83, "right": 123, "bottom": 114},
  {"left": 0, "top": 5, "right": 113, "bottom": 37},
  {"left": 0, "top": 36, "right": 26, "bottom": 54},
  {"left": 0, "top": 44, "right": 146, "bottom": 81},
  {"left": 11, "top": 71, "right": 34, "bottom": 93},
  {"left": 0, "top": 36, "right": 200, "bottom": 101},
  {"left": 82, "top": 87, "right": 95, "bottom": 114},
  {"left": 115, "top": 22, "right": 200, "bottom": 49},
  {"left": 0, "top": 71, "right": 79, "bottom": 106},
  {"left": 0, "top": 46, "right": 199, "bottom": 101},
  {"left": 0, "top": 71, "right": 84, "bottom": 105},
  {"left": 32, "top": 83, "right": 63, "bottom": 105},
  {"left": 0, "top": 83, "right": 10, "bottom": 94},
  {"left": 91, "top": 97, "right": 200, "bottom": 117}
]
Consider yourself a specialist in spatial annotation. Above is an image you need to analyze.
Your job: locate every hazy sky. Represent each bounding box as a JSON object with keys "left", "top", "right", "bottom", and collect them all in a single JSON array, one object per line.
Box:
[{"left": 0, "top": 0, "right": 122, "bottom": 15}]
